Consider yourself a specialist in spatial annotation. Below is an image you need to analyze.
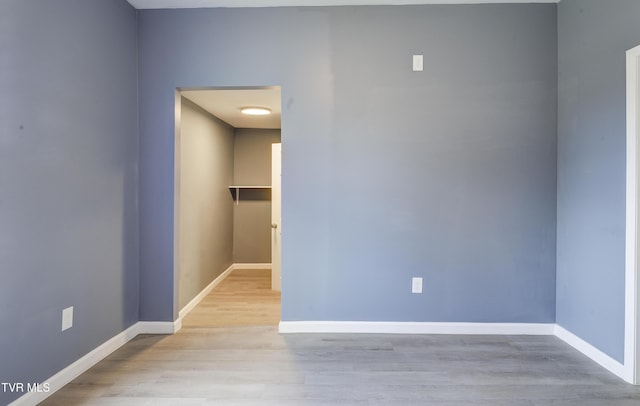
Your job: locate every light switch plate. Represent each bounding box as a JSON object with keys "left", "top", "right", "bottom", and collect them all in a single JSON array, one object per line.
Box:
[
  {"left": 413, "top": 55, "right": 423, "bottom": 72},
  {"left": 412, "top": 277, "right": 423, "bottom": 294}
]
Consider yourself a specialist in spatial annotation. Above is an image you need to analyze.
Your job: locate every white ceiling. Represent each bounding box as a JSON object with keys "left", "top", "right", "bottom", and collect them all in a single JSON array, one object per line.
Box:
[
  {"left": 128, "top": 0, "right": 558, "bottom": 9},
  {"left": 181, "top": 87, "right": 281, "bottom": 129}
]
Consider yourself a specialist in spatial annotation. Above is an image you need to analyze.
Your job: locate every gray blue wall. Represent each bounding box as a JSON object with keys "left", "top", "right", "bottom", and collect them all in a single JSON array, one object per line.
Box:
[
  {"left": 8, "top": 0, "right": 639, "bottom": 398},
  {"left": 8, "top": 0, "right": 640, "bottom": 400},
  {"left": 0, "top": 0, "right": 138, "bottom": 404},
  {"left": 138, "top": 5, "right": 558, "bottom": 323},
  {"left": 556, "top": 0, "right": 640, "bottom": 363}
]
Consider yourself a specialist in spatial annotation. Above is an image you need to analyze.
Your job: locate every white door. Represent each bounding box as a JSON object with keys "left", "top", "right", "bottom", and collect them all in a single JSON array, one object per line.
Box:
[{"left": 271, "top": 143, "right": 282, "bottom": 291}]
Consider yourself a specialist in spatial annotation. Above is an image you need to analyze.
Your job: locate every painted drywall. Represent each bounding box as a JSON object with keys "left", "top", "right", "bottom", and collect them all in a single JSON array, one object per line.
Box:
[
  {"left": 233, "top": 129, "right": 281, "bottom": 263},
  {"left": 178, "top": 98, "right": 234, "bottom": 310},
  {"left": 0, "top": 0, "right": 138, "bottom": 404},
  {"left": 556, "top": 0, "right": 640, "bottom": 363},
  {"left": 138, "top": 4, "right": 557, "bottom": 323}
]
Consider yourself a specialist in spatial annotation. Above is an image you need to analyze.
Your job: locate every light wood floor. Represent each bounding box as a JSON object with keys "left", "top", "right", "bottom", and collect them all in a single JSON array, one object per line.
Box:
[
  {"left": 41, "top": 270, "right": 640, "bottom": 405},
  {"left": 181, "top": 269, "right": 281, "bottom": 328}
]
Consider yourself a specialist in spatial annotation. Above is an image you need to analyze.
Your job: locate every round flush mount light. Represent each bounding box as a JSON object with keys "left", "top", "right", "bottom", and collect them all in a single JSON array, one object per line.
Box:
[{"left": 240, "top": 106, "right": 272, "bottom": 116}]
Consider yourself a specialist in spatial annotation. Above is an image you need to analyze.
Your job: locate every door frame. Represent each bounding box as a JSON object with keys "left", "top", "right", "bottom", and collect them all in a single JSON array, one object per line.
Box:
[
  {"left": 625, "top": 43, "right": 640, "bottom": 384},
  {"left": 173, "top": 85, "right": 284, "bottom": 322}
]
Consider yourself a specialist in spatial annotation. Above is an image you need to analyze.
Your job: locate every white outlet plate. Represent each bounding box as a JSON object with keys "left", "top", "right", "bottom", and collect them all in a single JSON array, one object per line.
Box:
[
  {"left": 412, "top": 54, "right": 423, "bottom": 72},
  {"left": 62, "top": 306, "right": 73, "bottom": 331},
  {"left": 412, "top": 277, "right": 423, "bottom": 294}
]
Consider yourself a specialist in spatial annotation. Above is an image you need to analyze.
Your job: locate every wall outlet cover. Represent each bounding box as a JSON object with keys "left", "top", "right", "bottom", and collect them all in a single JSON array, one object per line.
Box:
[
  {"left": 412, "top": 54, "right": 424, "bottom": 72},
  {"left": 62, "top": 306, "right": 73, "bottom": 331}
]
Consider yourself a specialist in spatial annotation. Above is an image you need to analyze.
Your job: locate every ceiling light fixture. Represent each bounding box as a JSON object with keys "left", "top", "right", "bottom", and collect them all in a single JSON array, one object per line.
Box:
[{"left": 240, "top": 106, "right": 272, "bottom": 116}]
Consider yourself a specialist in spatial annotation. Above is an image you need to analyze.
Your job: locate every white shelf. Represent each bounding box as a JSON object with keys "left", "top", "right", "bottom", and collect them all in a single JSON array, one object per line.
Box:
[{"left": 229, "top": 186, "right": 272, "bottom": 205}]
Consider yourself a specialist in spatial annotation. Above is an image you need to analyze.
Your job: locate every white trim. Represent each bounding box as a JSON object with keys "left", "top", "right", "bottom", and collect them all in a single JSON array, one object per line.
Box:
[
  {"left": 555, "top": 325, "right": 629, "bottom": 382},
  {"left": 10, "top": 262, "right": 274, "bottom": 406},
  {"left": 278, "top": 321, "right": 555, "bottom": 335},
  {"left": 173, "top": 89, "right": 182, "bottom": 330},
  {"left": 137, "top": 320, "right": 182, "bottom": 334},
  {"left": 9, "top": 320, "right": 183, "bottom": 406},
  {"left": 278, "top": 321, "right": 636, "bottom": 382},
  {"left": 626, "top": 43, "right": 640, "bottom": 385},
  {"left": 178, "top": 264, "right": 235, "bottom": 320},
  {"left": 127, "top": 0, "right": 559, "bottom": 9},
  {"left": 7, "top": 319, "right": 634, "bottom": 406},
  {"left": 233, "top": 263, "right": 272, "bottom": 270},
  {"left": 9, "top": 323, "right": 140, "bottom": 406}
]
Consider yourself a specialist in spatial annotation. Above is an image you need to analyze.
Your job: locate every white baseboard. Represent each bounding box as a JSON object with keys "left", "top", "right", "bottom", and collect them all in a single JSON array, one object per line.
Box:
[
  {"left": 9, "top": 323, "right": 140, "bottom": 406},
  {"left": 279, "top": 321, "right": 632, "bottom": 383},
  {"left": 8, "top": 320, "right": 182, "bottom": 406},
  {"left": 554, "top": 324, "right": 629, "bottom": 382},
  {"left": 9, "top": 310, "right": 633, "bottom": 406},
  {"left": 137, "top": 320, "right": 182, "bottom": 335},
  {"left": 233, "top": 263, "right": 272, "bottom": 270},
  {"left": 178, "top": 264, "right": 234, "bottom": 320},
  {"left": 9, "top": 262, "right": 274, "bottom": 406},
  {"left": 278, "top": 321, "right": 555, "bottom": 335}
]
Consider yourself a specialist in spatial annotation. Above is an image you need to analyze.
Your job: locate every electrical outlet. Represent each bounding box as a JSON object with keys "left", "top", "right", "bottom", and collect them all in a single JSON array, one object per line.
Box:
[
  {"left": 62, "top": 306, "right": 73, "bottom": 331},
  {"left": 412, "top": 277, "right": 423, "bottom": 294}
]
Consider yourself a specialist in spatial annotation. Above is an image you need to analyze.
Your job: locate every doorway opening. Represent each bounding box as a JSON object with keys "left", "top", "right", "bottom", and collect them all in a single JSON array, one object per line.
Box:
[{"left": 173, "top": 86, "right": 283, "bottom": 328}]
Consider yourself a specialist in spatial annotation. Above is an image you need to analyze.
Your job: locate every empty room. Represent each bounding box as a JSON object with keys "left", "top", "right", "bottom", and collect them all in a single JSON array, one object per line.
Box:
[{"left": 3, "top": 0, "right": 640, "bottom": 404}]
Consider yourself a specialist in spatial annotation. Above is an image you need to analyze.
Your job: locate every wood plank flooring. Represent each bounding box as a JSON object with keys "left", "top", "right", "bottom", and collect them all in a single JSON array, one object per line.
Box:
[
  {"left": 181, "top": 269, "right": 281, "bottom": 328},
  {"left": 41, "top": 270, "right": 640, "bottom": 405}
]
